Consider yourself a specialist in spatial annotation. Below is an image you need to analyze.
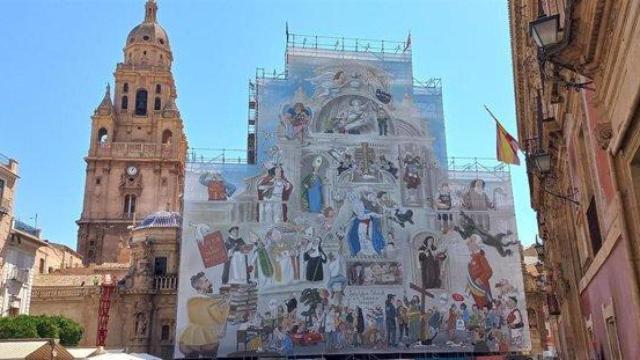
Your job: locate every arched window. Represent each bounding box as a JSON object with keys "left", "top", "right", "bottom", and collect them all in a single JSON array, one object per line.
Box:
[
  {"left": 154, "top": 97, "right": 162, "bottom": 111},
  {"left": 124, "top": 194, "right": 137, "bottom": 216},
  {"left": 155, "top": 84, "right": 161, "bottom": 94},
  {"left": 121, "top": 96, "right": 128, "bottom": 110},
  {"left": 97, "top": 128, "right": 108, "bottom": 143},
  {"left": 135, "top": 89, "right": 148, "bottom": 116},
  {"left": 162, "top": 129, "right": 173, "bottom": 144},
  {"left": 123, "top": 83, "right": 129, "bottom": 93}
]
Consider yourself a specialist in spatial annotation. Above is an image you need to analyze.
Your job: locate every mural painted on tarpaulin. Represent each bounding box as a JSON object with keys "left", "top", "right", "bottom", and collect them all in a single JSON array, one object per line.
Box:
[{"left": 175, "top": 53, "right": 530, "bottom": 358}]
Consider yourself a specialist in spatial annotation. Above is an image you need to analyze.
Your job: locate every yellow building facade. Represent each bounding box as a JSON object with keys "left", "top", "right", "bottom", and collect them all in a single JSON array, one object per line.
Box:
[{"left": 509, "top": 0, "right": 640, "bottom": 358}]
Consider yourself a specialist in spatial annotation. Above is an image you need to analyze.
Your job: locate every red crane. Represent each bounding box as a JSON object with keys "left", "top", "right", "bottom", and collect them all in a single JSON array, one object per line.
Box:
[{"left": 96, "top": 274, "right": 116, "bottom": 347}]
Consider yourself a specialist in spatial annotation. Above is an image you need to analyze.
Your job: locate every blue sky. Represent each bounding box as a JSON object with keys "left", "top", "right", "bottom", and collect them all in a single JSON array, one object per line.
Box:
[{"left": 0, "top": 0, "right": 537, "bottom": 247}]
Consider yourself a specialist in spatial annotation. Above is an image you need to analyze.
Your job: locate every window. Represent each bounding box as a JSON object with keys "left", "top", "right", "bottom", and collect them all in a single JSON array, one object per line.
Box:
[
  {"left": 121, "top": 96, "right": 128, "bottom": 110},
  {"left": 123, "top": 83, "right": 129, "bottom": 93},
  {"left": 604, "top": 310, "right": 622, "bottom": 360},
  {"left": 97, "top": 128, "right": 108, "bottom": 143},
  {"left": 586, "top": 196, "right": 603, "bottom": 254},
  {"left": 155, "top": 84, "right": 161, "bottom": 94},
  {"left": 135, "top": 89, "right": 148, "bottom": 116},
  {"left": 154, "top": 256, "right": 167, "bottom": 276},
  {"left": 124, "top": 194, "right": 137, "bottom": 216},
  {"left": 39, "top": 258, "right": 45, "bottom": 274},
  {"left": 527, "top": 308, "right": 538, "bottom": 329},
  {"left": 161, "top": 325, "right": 170, "bottom": 340},
  {"left": 159, "top": 38, "right": 165, "bottom": 45},
  {"left": 162, "top": 129, "right": 172, "bottom": 144},
  {"left": 154, "top": 97, "right": 162, "bottom": 111},
  {"left": 0, "top": 178, "right": 4, "bottom": 201},
  {"left": 96, "top": 177, "right": 101, "bottom": 185}
]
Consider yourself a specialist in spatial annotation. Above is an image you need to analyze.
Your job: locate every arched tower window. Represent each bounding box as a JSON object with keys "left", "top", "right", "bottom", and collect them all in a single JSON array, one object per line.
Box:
[
  {"left": 124, "top": 194, "right": 137, "bottom": 217},
  {"left": 97, "top": 128, "right": 108, "bottom": 143},
  {"left": 155, "top": 84, "right": 161, "bottom": 94},
  {"left": 135, "top": 89, "right": 148, "bottom": 116},
  {"left": 162, "top": 129, "right": 173, "bottom": 144},
  {"left": 154, "top": 97, "right": 162, "bottom": 111},
  {"left": 121, "top": 96, "right": 128, "bottom": 110},
  {"left": 123, "top": 83, "right": 129, "bottom": 93}
]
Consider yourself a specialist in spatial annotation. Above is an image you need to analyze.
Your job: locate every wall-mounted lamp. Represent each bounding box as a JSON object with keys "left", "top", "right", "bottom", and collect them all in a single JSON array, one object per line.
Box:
[
  {"left": 529, "top": 14, "right": 561, "bottom": 48},
  {"left": 528, "top": 4, "right": 594, "bottom": 91},
  {"left": 534, "top": 236, "right": 545, "bottom": 259},
  {"left": 531, "top": 152, "right": 552, "bottom": 174}
]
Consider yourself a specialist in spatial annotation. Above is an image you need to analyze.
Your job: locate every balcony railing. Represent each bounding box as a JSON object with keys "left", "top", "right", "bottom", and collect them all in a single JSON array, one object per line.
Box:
[
  {"left": 95, "top": 142, "right": 176, "bottom": 160},
  {"left": 154, "top": 274, "right": 177, "bottom": 291},
  {"left": 0, "top": 153, "right": 11, "bottom": 167}
]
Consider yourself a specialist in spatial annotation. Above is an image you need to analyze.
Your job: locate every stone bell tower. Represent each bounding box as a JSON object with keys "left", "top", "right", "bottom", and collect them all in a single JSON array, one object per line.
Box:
[{"left": 77, "top": 0, "right": 187, "bottom": 264}]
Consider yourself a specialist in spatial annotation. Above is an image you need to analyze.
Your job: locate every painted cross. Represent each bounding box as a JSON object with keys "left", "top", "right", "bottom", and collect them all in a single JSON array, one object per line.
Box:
[
  {"left": 355, "top": 142, "right": 375, "bottom": 174},
  {"left": 409, "top": 282, "right": 434, "bottom": 312}
]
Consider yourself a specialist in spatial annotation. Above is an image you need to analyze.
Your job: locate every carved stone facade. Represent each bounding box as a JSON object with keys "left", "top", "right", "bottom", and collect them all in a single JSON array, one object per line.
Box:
[
  {"left": 31, "top": 211, "right": 180, "bottom": 359},
  {"left": 76, "top": 0, "right": 187, "bottom": 265},
  {"left": 509, "top": 0, "right": 640, "bottom": 359}
]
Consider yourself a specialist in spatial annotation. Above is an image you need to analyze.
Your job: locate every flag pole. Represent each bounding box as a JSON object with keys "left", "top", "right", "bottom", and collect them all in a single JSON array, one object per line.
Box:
[{"left": 484, "top": 104, "right": 521, "bottom": 148}]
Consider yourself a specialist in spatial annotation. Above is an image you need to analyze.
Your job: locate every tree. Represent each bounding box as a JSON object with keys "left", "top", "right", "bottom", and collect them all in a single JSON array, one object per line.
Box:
[{"left": 0, "top": 315, "right": 83, "bottom": 346}]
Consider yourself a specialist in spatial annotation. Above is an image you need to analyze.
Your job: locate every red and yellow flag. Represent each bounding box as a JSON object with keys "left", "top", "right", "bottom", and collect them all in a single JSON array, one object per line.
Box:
[{"left": 484, "top": 105, "right": 521, "bottom": 165}]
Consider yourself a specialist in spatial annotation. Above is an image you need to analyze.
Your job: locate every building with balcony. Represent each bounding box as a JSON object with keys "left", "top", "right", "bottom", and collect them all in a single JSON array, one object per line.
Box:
[
  {"left": 31, "top": 210, "right": 180, "bottom": 359},
  {"left": 1, "top": 219, "right": 48, "bottom": 316},
  {"left": 75, "top": 0, "right": 187, "bottom": 265},
  {"left": 509, "top": 0, "right": 640, "bottom": 358}
]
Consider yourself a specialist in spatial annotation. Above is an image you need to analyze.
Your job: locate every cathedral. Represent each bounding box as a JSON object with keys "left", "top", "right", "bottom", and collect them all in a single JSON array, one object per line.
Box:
[{"left": 31, "top": 1, "right": 185, "bottom": 358}]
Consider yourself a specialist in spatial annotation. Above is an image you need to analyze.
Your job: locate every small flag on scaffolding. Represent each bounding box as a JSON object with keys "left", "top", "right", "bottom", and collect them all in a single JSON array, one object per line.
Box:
[
  {"left": 404, "top": 32, "right": 411, "bottom": 52},
  {"left": 484, "top": 105, "right": 521, "bottom": 165}
]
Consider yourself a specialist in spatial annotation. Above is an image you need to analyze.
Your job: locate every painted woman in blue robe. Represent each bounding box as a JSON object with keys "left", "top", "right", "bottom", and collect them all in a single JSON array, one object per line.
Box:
[
  {"left": 302, "top": 156, "right": 324, "bottom": 213},
  {"left": 347, "top": 196, "right": 385, "bottom": 256}
]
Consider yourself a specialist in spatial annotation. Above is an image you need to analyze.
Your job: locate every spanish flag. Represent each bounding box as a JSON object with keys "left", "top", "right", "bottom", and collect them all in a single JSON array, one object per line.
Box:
[{"left": 484, "top": 105, "right": 521, "bottom": 165}]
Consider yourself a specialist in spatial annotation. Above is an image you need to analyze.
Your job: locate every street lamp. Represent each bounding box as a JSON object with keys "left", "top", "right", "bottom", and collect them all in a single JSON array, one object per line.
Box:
[
  {"left": 528, "top": 6, "right": 593, "bottom": 91},
  {"left": 534, "top": 236, "right": 545, "bottom": 260},
  {"left": 531, "top": 152, "right": 552, "bottom": 174},
  {"left": 529, "top": 14, "right": 561, "bottom": 48}
]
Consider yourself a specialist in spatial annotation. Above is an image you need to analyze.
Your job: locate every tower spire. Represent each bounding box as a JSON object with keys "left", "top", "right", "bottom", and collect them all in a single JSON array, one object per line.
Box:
[{"left": 144, "top": 0, "right": 157, "bottom": 23}]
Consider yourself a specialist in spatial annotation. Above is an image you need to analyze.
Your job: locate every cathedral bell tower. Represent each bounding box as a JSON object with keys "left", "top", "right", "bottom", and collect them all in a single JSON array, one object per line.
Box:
[{"left": 77, "top": 0, "right": 187, "bottom": 264}]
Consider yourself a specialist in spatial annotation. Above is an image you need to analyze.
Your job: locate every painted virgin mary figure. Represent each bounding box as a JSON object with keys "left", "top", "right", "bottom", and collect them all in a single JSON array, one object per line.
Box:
[
  {"left": 302, "top": 156, "right": 324, "bottom": 213},
  {"left": 257, "top": 165, "right": 293, "bottom": 223},
  {"left": 347, "top": 195, "right": 385, "bottom": 256}
]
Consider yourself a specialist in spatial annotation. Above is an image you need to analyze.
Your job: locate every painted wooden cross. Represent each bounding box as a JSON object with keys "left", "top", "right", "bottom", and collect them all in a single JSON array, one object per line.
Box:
[
  {"left": 409, "top": 282, "right": 434, "bottom": 313},
  {"left": 355, "top": 142, "right": 375, "bottom": 174},
  {"left": 410, "top": 282, "right": 434, "bottom": 343}
]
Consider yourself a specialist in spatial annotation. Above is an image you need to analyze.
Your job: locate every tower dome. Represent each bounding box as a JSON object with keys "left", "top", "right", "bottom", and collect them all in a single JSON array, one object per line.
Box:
[{"left": 124, "top": 0, "right": 172, "bottom": 66}]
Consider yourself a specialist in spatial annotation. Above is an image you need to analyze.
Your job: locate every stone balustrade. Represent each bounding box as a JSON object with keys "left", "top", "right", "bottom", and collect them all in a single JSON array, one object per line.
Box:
[
  {"left": 31, "top": 286, "right": 100, "bottom": 300},
  {"left": 154, "top": 274, "right": 177, "bottom": 291}
]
